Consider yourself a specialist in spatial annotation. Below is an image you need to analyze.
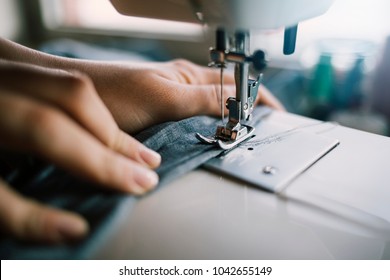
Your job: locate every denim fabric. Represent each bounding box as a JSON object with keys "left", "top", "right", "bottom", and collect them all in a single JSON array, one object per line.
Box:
[
  {"left": 0, "top": 107, "right": 272, "bottom": 259},
  {"left": 138, "top": 107, "right": 272, "bottom": 186}
]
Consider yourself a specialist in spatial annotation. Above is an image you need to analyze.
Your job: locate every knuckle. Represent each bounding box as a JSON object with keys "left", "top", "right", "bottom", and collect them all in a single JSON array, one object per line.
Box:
[
  {"left": 109, "top": 130, "right": 142, "bottom": 160},
  {"left": 211, "top": 84, "right": 221, "bottom": 114},
  {"left": 62, "top": 74, "right": 94, "bottom": 106},
  {"left": 65, "top": 72, "right": 92, "bottom": 91},
  {"left": 207, "top": 84, "right": 219, "bottom": 105},
  {"left": 22, "top": 203, "right": 44, "bottom": 239},
  {"left": 49, "top": 72, "right": 95, "bottom": 111},
  {"left": 171, "top": 59, "right": 191, "bottom": 68},
  {"left": 107, "top": 129, "right": 125, "bottom": 151},
  {"left": 213, "top": 84, "right": 220, "bottom": 98},
  {"left": 23, "top": 106, "right": 61, "bottom": 147},
  {"left": 22, "top": 202, "right": 59, "bottom": 242},
  {"left": 8, "top": 199, "right": 44, "bottom": 240},
  {"left": 99, "top": 151, "right": 127, "bottom": 190}
]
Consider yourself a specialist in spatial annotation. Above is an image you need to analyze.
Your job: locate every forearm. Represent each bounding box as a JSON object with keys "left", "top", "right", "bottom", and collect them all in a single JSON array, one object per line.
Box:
[
  {"left": 0, "top": 37, "right": 119, "bottom": 80},
  {"left": 0, "top": 37, "right": 138, "bottom": 129},
  {"left": 0, "top": 37, "right": 70, "bottom": 69},
  {"left": 0, "top": 37, "right": 284, "bottom": 134}
]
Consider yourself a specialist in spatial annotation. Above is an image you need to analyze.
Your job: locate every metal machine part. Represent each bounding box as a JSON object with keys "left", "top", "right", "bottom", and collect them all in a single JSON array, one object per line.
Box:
[
  {"left": 203, "top": 120, "right": 340, "bottom": 192},
  {"left": 109, "top": 0, "right": 334, "bottom": 150},
  {"left": 197, "top": 29, "right": 266, "bottom": 149}
]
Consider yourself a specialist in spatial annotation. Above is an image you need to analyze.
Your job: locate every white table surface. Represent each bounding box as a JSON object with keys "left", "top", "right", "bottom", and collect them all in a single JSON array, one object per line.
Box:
[{"left": 94, "top": 111, "right": 390, "bottom": 259}]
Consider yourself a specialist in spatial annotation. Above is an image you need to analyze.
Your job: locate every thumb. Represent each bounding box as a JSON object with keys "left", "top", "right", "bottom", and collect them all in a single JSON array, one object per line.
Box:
[
  {"left": 0, "top": 179, "right": 89, "bottom": 243},
  {"left": 177, "top": 83, "right": 284, "bottom": 120},
  {"left": 256, "top": 85, "right": 286, "bottom": 111}
]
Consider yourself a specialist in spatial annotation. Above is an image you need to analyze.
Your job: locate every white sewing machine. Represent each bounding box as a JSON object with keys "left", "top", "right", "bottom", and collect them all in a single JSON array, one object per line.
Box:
[
  {"left": 94, "top": 0, "right": 390, "bottom": 260},
  {"left": 110, "top": 0, "right": 340, "bottom": 193},
  {"left": 111, "top": 0, "right": 334, "bottom": 149}
]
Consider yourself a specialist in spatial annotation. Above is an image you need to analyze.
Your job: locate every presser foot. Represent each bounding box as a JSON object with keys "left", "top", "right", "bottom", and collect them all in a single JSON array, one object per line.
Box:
[{"left": 196, "top": 124, "right": 255, "bottom": 150}]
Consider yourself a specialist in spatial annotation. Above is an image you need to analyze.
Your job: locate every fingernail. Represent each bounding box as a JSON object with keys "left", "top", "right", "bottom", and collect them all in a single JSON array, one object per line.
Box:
[
  {"left": 133, "top": 165, "right": 159, "bottom": 191},
  {"left": 57, "top": 215, "right": 89, "bottom": 241},
  {"left": 140, "top": 147, "right": 161, "bottom": 168}
]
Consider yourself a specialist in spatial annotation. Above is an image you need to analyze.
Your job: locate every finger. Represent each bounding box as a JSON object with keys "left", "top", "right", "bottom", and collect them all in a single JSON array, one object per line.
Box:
[
  {"left": 194, "top": 66, "right": 236, "bottom": 85},
  {"left": 0, "top": 92, "right": 159, "bottom": 194},
  {"left": 167, "top": 59, "right": 235, "bottom": 85},
  {"left": 0, "top": 63, "right": 161, "bottom": 168},
  {"left": 165, "top": 83, "right": 236, "bottom": 119},
  {"left": 256, "top": 85, "right": 286, "bottom": 111},
  {"left": 108, "top": 130, "right": 161, "bottom": 169},
  {"left": 0, "top": 179, "right": 88, "bottom": 243},
  {"left": 166, "top": 61, "right": 284, "bottom": 111},
  {"left": 189, "top": 83, "right": 285, "bottom": 115},
  {"left": 169, "top": 83, "right": 284, "bottom": 120}
]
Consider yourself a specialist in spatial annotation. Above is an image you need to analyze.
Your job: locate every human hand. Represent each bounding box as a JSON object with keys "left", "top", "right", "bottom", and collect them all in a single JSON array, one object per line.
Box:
[
  {"left": 87, "top": 59, "right": 285, "bottom": 134},
  {"left": 0, "top": 61, "right": 161, "bottom": 243},
  {"left": 0, "top": 38, "right": 284, "bottom": 134}
]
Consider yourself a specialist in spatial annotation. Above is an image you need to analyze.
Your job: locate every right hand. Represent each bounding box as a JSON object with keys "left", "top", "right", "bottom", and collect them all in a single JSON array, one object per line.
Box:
[{"left": 0, "top": 60, "right": 161, "bottom": 243}]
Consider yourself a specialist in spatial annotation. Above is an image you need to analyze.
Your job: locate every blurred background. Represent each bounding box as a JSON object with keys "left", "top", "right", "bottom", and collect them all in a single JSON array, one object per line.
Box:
[{"left": 2, "top": 0, "right": 390, "bottom": 136}]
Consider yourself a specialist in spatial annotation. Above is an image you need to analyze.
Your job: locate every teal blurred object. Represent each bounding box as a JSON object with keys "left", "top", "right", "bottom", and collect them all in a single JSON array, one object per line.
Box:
[
  {"left": 311, "top": 54, "right": 334, "bottom": 103},
  {"left": 372, "top": 37, "right": 390, "bottom": 122},
  {"left": 336, "top": 56, "right": 365, "bottom": 109},
  {"left": 302, "top": 39, "right": 377, "bottom": 120},
  {"left": 308, "top": 54, "right": 334, "bottom": 119}
]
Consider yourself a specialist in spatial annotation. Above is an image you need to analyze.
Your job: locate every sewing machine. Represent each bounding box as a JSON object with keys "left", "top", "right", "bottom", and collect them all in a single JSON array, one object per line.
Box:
[
  {"left": 110, "top": 0, "right": 334, "bottom": 149},
  {"left": 110, "top": 0, "right": 340, "bottom": 193},
  {"left": 2, "top": 0, "right": 390, "bottom": 263}
]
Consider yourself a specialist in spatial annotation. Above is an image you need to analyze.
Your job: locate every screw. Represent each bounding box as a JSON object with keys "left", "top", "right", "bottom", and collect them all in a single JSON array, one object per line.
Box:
[{"left": 262, "top": 165, "right": 277, "bottom": 175}]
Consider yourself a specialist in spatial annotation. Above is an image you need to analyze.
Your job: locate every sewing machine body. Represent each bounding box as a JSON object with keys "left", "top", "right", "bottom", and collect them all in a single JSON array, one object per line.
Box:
[
  {"left": 110, "top": 0, "right": 339, "bottom": 190},
  {"left": 110, "top": 0, "right": 334, "bottom": 30},
  {"left": 111, "top": 0, "right": 334, "bottom": 149}
]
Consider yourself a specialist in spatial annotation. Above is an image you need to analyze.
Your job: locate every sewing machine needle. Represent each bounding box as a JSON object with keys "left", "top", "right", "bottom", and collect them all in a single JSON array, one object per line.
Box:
[{"left": 220, "top": 66, "right": 224, "bottom": 125}]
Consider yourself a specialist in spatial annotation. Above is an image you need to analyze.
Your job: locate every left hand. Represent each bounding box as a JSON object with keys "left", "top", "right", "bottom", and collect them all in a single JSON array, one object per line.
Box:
[{"left": 0, "top": 61, "right": 161, "bottom": 243}]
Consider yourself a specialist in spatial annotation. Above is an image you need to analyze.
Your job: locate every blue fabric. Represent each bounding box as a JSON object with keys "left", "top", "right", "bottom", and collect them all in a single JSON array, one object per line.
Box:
[{"left": 0, "top": 107, "right": 272, "bottom": 259}]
